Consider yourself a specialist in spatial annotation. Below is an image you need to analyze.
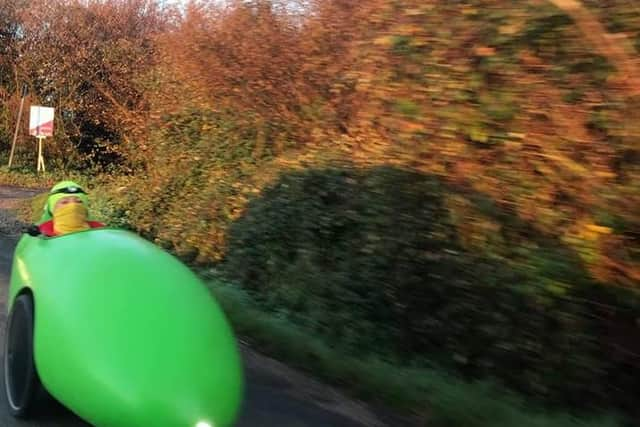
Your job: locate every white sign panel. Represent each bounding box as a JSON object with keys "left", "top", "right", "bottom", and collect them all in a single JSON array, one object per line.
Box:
[{"left": 29, "top": 106, "right": 55, "bottom": 137}]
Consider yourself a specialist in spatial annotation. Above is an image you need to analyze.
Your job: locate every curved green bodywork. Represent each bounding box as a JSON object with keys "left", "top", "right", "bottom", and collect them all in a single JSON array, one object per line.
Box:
[{"left": 8, "top": 228, "right": 243, "bottom": 427}]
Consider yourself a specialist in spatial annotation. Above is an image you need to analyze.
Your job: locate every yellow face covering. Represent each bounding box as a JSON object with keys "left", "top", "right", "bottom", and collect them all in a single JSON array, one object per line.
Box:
[{"left": 53, "top": 202, "right": 90, "bottom": 235}]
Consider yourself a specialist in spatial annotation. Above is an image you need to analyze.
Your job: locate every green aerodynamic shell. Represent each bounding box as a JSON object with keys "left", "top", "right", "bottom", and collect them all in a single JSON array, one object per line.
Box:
[{"left": 8, "top": 228, "right": 243, "bottom": 427}]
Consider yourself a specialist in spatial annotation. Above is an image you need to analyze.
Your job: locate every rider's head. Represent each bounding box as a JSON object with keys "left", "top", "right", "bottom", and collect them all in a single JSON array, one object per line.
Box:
[
  {"left": 40, "top": 181, "right": 89, "bottom": 222},
  {"left": 45, "top": 181, "right": 91, "bottom": 235}
]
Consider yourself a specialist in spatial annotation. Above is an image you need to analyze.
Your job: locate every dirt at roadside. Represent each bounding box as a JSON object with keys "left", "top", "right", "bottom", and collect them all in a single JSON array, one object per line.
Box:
[{"left": 0, "top": 186, "right": 44, "bottom": 237}]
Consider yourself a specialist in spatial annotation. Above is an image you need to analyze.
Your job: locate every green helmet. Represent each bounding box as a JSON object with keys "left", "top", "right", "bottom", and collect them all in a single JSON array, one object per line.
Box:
[{"left": 40, "top": 180, "right": 89, "bottom": 222}]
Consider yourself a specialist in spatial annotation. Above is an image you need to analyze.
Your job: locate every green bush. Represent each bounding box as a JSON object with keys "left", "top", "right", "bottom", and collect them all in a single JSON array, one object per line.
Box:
[
  {"left": 109, "top": 108, "right": 275, "bottom": 263},
  {"left": 222, "top": 166, "right": 640, "bottom": 416}
]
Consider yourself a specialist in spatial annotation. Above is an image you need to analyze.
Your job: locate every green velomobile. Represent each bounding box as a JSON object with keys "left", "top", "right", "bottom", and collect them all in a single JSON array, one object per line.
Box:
[{"left": 5, "top": 227, "right": 243, "bottom": 427}]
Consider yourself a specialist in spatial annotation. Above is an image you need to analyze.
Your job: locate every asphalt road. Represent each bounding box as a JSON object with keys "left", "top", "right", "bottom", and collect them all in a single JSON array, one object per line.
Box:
[{"left": 0, "top": 186, "right": 409, "bottom": 427}]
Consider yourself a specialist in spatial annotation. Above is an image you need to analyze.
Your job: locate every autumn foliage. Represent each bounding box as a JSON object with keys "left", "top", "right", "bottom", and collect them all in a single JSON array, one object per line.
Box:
[
  {"left": 138, "top": 0, "right": 639, "bottom": 288},
  {"left": 1, "top": 0, "right": 164, "bottom": 167}
]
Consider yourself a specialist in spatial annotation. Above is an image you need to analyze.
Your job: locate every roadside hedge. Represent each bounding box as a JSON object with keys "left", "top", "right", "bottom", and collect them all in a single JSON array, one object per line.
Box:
[{"left": 222, "top": 166, "right": 640, "bottom": 416}]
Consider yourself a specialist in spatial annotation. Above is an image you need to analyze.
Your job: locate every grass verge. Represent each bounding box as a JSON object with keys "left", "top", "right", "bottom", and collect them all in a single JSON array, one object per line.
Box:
[
  {"left": 208, "top": 279, "right": 621, "bottom": 427},
  {"left": 0, "top": 167, "right": 58, "bottom": 188}
]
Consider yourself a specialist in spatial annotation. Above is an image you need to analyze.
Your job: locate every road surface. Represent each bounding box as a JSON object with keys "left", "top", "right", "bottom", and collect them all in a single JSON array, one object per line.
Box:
[{"left": 0, "top": 186, "right": 412, "bottom": 427}]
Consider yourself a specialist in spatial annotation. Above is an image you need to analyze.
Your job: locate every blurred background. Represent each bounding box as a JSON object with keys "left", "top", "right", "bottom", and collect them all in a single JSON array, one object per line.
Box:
[{"left": 0, "top": 0, "right": 639, "bottom": 426}]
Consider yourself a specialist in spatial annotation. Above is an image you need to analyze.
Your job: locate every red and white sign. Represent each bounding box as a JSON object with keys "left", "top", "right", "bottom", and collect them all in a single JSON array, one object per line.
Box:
[{"left": 29, "top": 106, "right": 55, "bottom": 137}]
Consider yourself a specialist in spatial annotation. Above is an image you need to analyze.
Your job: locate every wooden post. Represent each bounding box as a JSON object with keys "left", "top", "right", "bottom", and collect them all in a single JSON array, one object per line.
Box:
[
  {"left": 8, "top": 85, "right": 28, "bottom": 168},
  {"left": 36, "top": 136, "right": 46, "bottom": 173}
]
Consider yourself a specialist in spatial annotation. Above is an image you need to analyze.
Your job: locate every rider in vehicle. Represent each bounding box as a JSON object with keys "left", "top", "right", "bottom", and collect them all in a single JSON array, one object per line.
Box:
[{"left": 38, "top": 181, "right": 104, "bottom": 237}]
